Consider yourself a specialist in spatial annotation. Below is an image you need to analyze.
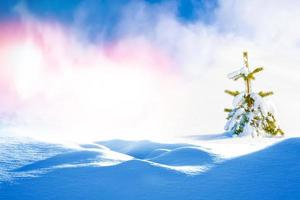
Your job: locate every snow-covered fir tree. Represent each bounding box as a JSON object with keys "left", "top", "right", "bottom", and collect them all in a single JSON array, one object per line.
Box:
[{"left": 224, "top": 52, "right": 284, "bottom": 137}]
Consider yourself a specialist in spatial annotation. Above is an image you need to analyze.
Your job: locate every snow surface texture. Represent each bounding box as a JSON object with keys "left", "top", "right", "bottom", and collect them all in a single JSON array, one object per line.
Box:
[{"left": 0, "top": 136, "right": 300, "bottom": 200}]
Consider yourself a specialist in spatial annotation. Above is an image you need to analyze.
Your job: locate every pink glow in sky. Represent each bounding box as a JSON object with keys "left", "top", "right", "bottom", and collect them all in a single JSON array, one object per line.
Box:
[
  {"left": 0, "top": 20, "right": 182, "bottom": 141},
  {"left": 0, "top": 20, "right": 175, "bottom": 111}
]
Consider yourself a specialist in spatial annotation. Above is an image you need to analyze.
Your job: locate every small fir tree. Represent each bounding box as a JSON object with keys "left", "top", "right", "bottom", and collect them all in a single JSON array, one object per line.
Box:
[{"left": 224, "top": 52, "right": 284, "bottom": 137}]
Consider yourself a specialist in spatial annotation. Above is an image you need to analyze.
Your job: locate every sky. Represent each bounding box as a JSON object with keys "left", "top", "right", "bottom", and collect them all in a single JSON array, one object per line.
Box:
[{"left": 0, "top": 0, "right": 300, "bottom": 141}]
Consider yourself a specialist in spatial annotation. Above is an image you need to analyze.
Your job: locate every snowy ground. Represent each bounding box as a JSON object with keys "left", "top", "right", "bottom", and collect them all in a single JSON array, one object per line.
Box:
[{"left": 0, "top": 134, "right": 299, "bottom": 200}]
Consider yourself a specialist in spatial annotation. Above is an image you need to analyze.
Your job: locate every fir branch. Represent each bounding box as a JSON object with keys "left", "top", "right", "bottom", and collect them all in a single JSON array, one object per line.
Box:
[
  {"left": 251, "top": 67, "right": 264, "bottom": 74},
  {"left": 232, "top": 75, "right": 243, "bottom": 81},
  {"left": 225, "top": 90, "right": 240, "bottom": 96},
  {"left": 247, "top": 67, "right": 264, "bottom": 80},
  {"left": 258, "top": 91, "right": 274, "bottom": 97},
  {"left": 224, "top": 108, "right": 232, "bottom": 112},
  {"left": 247, "top": 73, "right": 255, "bottom": 80},
  {"left": 277, "top": 128, "right": 284, "bottom": 135}
]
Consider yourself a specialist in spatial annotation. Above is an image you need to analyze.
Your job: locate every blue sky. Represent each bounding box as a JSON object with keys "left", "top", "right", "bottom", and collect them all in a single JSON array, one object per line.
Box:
[{"left": 0, "top": 0, "right": 218, "bottom": 41}]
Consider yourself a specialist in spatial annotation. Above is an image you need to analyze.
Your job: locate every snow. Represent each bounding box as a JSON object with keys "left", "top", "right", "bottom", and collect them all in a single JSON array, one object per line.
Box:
[
  {"left": 148, "top": 146, "right": 217, "bottom": 166},
  {"left": 224, "top": 107, "right": 244, "bottom": 131},
  {"left": 227, "top": 66, "right": 249, "bottom": 80},
  {"left": 241, "top": 123, "right": 253, "bottom": 136},
  {"left": 1, "top": 135, "right": 299, "bottom": 199},
  {"left": 251, "top": 93, "right": 268, "bottom": 116},
  {"left": 232, "top": 92, "right": 245, "bottom": 107},
  {"left": 225, "top": 89, "right": 282, "bottom": 137},
  {"left": 266, "top": 101, "right": 277, "bottom": 117}
]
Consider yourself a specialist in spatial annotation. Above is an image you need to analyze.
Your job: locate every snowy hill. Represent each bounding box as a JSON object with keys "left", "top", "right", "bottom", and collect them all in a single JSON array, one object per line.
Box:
[
  {"left": 0, "top": 136, "right": 299, "bottom": 200},
  {"left": 148, "top": 146, "right": 217, "bottom": 166}
]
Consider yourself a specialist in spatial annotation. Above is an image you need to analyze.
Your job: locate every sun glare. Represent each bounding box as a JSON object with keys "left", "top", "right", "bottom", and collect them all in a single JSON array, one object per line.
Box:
[{"left": 8, "top": 41, "right": 44, "bottom": 100}]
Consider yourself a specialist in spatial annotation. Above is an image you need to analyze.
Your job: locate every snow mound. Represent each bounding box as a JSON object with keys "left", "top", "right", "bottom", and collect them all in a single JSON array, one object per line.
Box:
[
  {"left": 1, "top": 158, "right": 183, "bottom": 200},
  {"left": 190, "top": 137, "right": 300, "bottom": 199},
  {"left": 0, "top": 137, "right": 69, "bottom": 183},
  {"left": 148, "top": 146, "right": 216, "bottom": 166},
  {"left": 14, "top": 150, "right": 103, "bottom": 172},
  {"left": 113, "top": 159, "right": 176, "bottom": 174},
  {"left": 1, "top": 137, "right": 300, "bottom": 200},
  {"left": 14, "top": 148, "right": 133, "bottom": 173},
  {"left": 145, "top": 148, "right": 170, "bottom": 158},
  {"left": 97, "top": 139, "right": 189, "bottom": 159},
  {"left": 79, "top": 143, "right": 108, "bottom": 150}
]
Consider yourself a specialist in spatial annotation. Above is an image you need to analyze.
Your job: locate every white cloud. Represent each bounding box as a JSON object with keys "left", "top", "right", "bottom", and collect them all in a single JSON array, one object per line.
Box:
[
  {"left": 116, "top": 0, "right": 300, "bottom": 137},
  {"left": 2, "top": 0, "right": 300, "bottom": 141}
]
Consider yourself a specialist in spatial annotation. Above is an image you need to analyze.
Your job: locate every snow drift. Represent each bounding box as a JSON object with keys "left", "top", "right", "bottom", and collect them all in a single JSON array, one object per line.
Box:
[{"left": 1, "top": 137, "right": 299, "bottom": 200}]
